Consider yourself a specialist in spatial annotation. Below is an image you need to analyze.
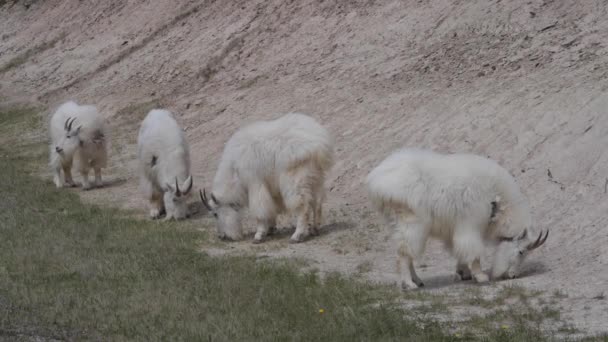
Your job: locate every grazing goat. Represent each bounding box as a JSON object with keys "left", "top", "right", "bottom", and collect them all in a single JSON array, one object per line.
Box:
[
  {"left": 200, "top": 113, "right": 333, "bottom": 243},
  {"left": 49, "top": 100, "right": 108, "bottom": 190},
  {"left": 137, "top": 109, "right": 193, "bottom": 220},
  {"left": 366, "top": 148, "right": 548, "bottom": 289}
]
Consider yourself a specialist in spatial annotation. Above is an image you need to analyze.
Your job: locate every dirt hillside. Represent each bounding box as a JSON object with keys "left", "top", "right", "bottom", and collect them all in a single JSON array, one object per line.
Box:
[{"left": 1, "top": 0, "right": 607, "bottom": 334}]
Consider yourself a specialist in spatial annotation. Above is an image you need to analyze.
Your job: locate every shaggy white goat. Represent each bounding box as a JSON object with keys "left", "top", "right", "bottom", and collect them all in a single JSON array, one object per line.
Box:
[
  {"left": 366, "top": 148, "right": 548, "bottom": 289},
  {"left": 200, "top": 112, "right": 333, "bottom": 243},
  {"left": 49, "top": 100, "right": 108, "bottom": 190},
  {"left": 137, "top": 109, "right": 193, "bottom": 220}
]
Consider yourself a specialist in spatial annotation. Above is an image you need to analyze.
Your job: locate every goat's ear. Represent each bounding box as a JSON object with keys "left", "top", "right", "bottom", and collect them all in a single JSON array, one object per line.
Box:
[{"left": 74, "top": 125, "right": 82, "bottom": 135}]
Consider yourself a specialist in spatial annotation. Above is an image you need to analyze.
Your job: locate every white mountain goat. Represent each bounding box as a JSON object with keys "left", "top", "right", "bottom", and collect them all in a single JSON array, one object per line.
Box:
[
  {"left": 137, "top": 109, "right": 193, "bottom": 220},
  {"left": 200, "top": 113, "right": 333, "bottom": 243},
  {"left": 48, "top": 100, "right": 108, "bottom": 190},
  {"left": 366, "top": 148, "right": 548, "bottom": 289}
]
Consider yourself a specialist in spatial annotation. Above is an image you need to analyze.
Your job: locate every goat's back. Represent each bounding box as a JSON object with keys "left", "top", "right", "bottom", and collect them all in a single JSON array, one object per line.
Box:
[
  {"left": 367, "top": 148, "right": 509, "bottom": 225},
  {"left": 223, "top": 113, "right": 333, "bottom": 177}
]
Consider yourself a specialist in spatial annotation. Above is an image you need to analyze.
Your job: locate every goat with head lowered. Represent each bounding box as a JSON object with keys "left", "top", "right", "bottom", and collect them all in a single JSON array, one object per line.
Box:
[{"left": 137, "top": 109, "right": 193, "bottom": 220}]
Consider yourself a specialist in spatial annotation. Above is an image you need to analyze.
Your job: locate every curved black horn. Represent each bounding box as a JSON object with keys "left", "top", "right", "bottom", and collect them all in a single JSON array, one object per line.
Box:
[
  {"left": 175, "top": 178, "right": 181, "bottom": 196},
  {"left": 184, "top": 176, "right": 193, "bottom": 194},
  {"left": 67, "top": 117, "right": 77, "bottom": 131},
  {"left": 527, "top": 231, "right": 548, "bottom": 250},
  {"left": 64, "top": 117, "right": 72, "bottom": 130},
  {"left": 537, "top": 230, "right": 549, "bottom": 248},
  {"left": 200, "top": 189, "right": 212, "bottom": 211}
]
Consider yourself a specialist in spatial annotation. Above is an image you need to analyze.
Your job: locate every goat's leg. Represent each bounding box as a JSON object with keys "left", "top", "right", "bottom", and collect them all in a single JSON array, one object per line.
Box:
[
  {"left": 94, "top": 167, "right": 103, "bottom": 188},
  {"left": 453, "top": 224, "right": 488, "bottom": 283},
  {"left": 53, "top": 164, "right": 64, "bottom": 188},
  {"left": 395, "top": 217, "right": 428, "bottom": 290},
  {"left": 253, "top": 218, "right": 274, "bottom": 243},
  {"left": 290, "top": 202, "right": 312, "bottom": 243},
  {"left": 249, "top": 183, "right": 277, "bottom": 243},
  {"left": 311, "top": 195, "right": 323, "bottom": 236},
  {"left": 149, "top": 190, "right": 165, "bottom": 219},
  {"left": 470, "top": 258, "right": 489, "bottom": 283},
  {"left": 280, "top": 168, "right": 315, "bottom": 243},
  {"left": 397, "top": 249, "right": 424, "bottom": 289},
  {"left": 80, "top": 168, "right": 92, "bottom": 190},
  {"left": 63, "top": 163, "right": 76, "bottom": 187}
]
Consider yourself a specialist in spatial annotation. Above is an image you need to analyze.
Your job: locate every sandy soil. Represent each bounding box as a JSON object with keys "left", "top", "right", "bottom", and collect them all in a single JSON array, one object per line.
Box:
[{"left": 1, "top": 0, "right": 607, "bottom": 335}]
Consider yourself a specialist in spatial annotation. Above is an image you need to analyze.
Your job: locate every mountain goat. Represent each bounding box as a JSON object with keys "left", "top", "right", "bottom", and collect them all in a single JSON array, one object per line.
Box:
[
  {"left": 200, "top": 112, "right": 333, "bottom": 243},
  {"left": 48, "top": 100, "right": 108, "bottom": 190},
  {"left": 137, "top": 109, "right": 193, "bottom": 220},
  {"left": 366, "top": 148, "right": 548, "bottom": 290}
]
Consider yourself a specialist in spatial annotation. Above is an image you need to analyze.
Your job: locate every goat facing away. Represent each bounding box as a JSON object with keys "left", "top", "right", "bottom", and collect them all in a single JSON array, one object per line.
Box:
[
  {"left": 366, "top": 148, "right": 548, "bottom": 290},
  {"left": 49, "top": 100, "right": 108, "bottom": 190},
  {"left": 137, "top": 109, "right": 193, "bottom": 220},
  {"left": 200, "top": 112, "right": 334, "bottom": 243}
]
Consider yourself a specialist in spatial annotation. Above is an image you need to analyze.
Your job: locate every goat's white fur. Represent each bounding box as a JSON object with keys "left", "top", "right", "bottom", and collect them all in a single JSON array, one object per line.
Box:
[
  {"left": 205, "top": 112, "right": 333, "bottom": 243},
  {"left": 137, "top": 109, "right": 193, "bottom": 220},
  {"left": 48, "top": 100, "right": 108, "bottom": 190},
  {"left": 366, "top": 148, "right": 544, "bottom": 289}
]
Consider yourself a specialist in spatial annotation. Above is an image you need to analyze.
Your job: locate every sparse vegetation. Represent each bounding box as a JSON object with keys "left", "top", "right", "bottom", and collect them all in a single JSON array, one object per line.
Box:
[
  {"left": 356, "top": 260, "right": 373, "bottom": 274},
  {"left": 552, "top": 289, "right": 569, "bottom": 299},
  {"left": 0, "top": 33, "right": 66, "bottom": 73}
]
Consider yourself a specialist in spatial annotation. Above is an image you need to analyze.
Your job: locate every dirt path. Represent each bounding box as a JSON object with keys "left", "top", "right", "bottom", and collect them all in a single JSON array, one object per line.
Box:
[{"left": 1, "top": 0, "right": 607, "bottom": 335}]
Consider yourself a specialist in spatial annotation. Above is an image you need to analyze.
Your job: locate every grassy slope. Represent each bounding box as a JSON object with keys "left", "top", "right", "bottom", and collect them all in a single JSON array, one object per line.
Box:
[{"left": 0, "top": 106, "right": 601, "bottom": 341}]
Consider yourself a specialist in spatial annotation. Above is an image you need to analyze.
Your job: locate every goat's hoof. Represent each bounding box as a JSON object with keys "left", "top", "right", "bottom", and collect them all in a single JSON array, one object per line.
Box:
[
  {"left": 413, "top": 279, "right": 425, "bottom": 287},
  {"left": 253, "top": 234, "right": 266, "bottom": 244},
  {"left": 149, "top": 209, "right": 162, "bottom": 219},
  {"left": 474, "top": 273, "right": 490, "bottom": 283},
  {"left": 400, "top": 281, "right": 419, "bottom": 290},
  {"left": 289, "top": 235, "right": 306, "bottom": 244},
  {"left": 310, "top": 227, "right": 320, "bottom": 236},
  {"left": 267, "top": 227, "right": 277, "bottom": 236}
]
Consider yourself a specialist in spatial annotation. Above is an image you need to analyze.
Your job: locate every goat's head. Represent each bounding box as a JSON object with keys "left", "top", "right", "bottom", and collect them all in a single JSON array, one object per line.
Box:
[
  {"left": 492, "top": 229, "right": 549, "bottom": 279},
  {"left": 163, "top": 175, "right": 193, "bottom": 220},
  {"left": 55, "top": 117, "right": 82, "bottom": 157},
  {"left": 200, "top": 189, "right": 242, "bottom": 241}
]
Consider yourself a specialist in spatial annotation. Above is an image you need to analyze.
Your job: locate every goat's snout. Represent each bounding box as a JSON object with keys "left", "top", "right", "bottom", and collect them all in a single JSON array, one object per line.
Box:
[{"left": 55, "top": 146, "right": 63, "bottom": 153}]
